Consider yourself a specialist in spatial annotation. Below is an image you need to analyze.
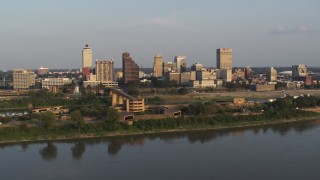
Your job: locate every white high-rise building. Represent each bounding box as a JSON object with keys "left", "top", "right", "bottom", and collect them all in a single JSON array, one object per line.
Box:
[
  {"left": 174, "top": 55, "right": 187, "bottom": 73},
  {"left": 82, "top": 44, "right": 92, "bottom": 68}
]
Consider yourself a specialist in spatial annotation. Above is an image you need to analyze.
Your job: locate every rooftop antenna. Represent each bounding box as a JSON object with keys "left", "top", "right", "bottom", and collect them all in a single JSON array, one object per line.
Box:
[{"left": 125, "top": 44, "right": 127, "bottom": 52}]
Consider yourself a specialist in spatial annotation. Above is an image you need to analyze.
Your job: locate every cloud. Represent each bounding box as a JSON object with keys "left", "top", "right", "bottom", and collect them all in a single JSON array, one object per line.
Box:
[{"left": 269, "top": 26, "right": 311, "bottom": 35}]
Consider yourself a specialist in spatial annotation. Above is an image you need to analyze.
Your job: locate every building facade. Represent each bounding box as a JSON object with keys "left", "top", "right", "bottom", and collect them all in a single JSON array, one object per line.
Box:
[
  {"left": 174, "top": 55, "right": 187, "bottom": 73},
  {"left": 153, "top": 55, "right": 163, "bottom": 77},
  {"left": 266, "top": 67, "right": 277, "bottom": 82},
  {"left": 292, "top": 64, "right": 307, "bottom": 78},
  {"left": 42, "top": 78, "right": 72, "bottom": 89},
  {"left": 37, "top": 67, "right": 49, "bottom": 75},
  {"left": 96, "top": 60, "right": 114, "bottom": 82},
  {"left": 82, "top": 44, "right": 92, "bottom": 77},
  {"left": 122, "top": 52, "right": 139, "bottom": 83},
  {"left": 13, "top": 69, "right": 35, "bottom": 90},
  {"left": 217, "top": 48, "right": 232, "bottom": 70},
  {"left": 163, "top": 62, "right": 177, "bottom": 77},
  {"left": 169, "top": 72, "right": 181, "bottom": 84},
  {"left": 191, "top": 63, "right": 203, "bottom": 71}
]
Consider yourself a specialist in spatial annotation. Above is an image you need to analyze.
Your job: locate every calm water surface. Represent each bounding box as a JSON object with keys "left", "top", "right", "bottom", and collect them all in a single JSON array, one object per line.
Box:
[{"left": 1, "top": 121, "right": 320, "bottom": 180}]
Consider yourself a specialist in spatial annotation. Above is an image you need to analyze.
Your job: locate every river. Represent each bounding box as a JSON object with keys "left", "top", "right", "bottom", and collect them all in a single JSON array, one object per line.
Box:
[{"left": 1, "top": 120, "right": 320, "bottom": 180}]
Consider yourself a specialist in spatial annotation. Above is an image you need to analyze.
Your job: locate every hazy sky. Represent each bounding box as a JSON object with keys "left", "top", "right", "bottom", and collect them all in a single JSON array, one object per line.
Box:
[{"left": 0, "top": 0, "right": 319, "bottom": 70}]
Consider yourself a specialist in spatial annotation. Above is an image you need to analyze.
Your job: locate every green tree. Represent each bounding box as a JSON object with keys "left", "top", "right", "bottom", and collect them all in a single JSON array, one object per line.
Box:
[
  {"left": 70, "top": 110, "right": 84, "bottom": 130},
  {"left": 104, "top": 108, "right": 120, "bottom": 131},
  {"left": 39, "top": 111, "right": 56, "bottom": 129}
]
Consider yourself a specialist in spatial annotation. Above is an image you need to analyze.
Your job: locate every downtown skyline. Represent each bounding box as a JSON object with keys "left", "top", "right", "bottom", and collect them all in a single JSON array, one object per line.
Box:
[{"left": 0, "top": 0, "right": 319, "bottom": 70}]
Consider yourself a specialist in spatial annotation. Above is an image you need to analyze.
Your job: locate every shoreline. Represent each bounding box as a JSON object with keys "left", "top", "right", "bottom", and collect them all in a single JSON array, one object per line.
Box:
[{"left": 1, "top": 116, "right": 319, "bottom": 145}]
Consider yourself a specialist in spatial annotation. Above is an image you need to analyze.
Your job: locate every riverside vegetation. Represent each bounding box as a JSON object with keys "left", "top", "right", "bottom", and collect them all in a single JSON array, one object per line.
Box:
[{"left": 1, "top": 89, "right": 320, "bottom": 143}]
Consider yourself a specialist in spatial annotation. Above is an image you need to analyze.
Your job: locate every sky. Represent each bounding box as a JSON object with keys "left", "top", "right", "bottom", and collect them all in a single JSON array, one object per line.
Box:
[{"left": 0, "top": 0, "right": 319, "bottom": 70}]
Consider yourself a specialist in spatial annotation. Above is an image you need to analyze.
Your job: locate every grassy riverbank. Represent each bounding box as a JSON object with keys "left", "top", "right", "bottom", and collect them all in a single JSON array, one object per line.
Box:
[{"left": 1, "top": 109, "right": 320, "bottom": 144}]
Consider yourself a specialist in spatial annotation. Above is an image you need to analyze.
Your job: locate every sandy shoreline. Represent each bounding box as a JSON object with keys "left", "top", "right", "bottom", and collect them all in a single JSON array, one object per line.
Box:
[{"left": 1, "top": 116, "right": 319, "bottom": 145}]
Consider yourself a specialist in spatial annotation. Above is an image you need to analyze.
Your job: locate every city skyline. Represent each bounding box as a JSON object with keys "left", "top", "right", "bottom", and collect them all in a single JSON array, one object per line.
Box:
[{"left": 0, "top": 0, "right": 319, "bottom": 70}]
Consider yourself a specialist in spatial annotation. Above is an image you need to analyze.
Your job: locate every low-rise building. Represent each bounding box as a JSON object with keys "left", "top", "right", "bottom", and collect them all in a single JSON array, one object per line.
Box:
[{"left": 42, "top": 78, "right": 72, "bottom": 89}]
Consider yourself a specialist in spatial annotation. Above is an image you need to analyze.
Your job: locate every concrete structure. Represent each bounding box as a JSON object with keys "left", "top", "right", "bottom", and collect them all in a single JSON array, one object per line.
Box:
[
  {"left": 119, "top": 111, "right": 134, "bottom": 121},
  {"left": 115, "top": 71, "right": 123, "bottom": 81},
  {"left": 169, "top": 72, "right": 180, "bottom": 84},
  {"left": 153, "top": 55, "right": 163, "bottom": 77},
  {"left": 180, "top": 72, "right": 191, "bottom": 86},
  {"left": 95, "top": 60, "right": 114, "bottom": 82},
  {"left": 214, "top": 79, "right": 224, "bottom": 87},
  {"left": 191, "top": 63, "right": 203, "bottom": 71},
  {"left": 217, "top": 48, "right": 232, "bottom": 70},
  {"left": 251, "top": 84, "right": 276, "bottom": 91},
  {"left": 13, "top": 69, "right": 35, "bottom": 90},
  {"left": 234, "top": 68, "right": 246, "bottom": 80},
  {"left": 266, "top": 67, "right": 277, "bottom": 82},
  {"left": 82, "top": 44, "right": 92, "bottom": 77},
  {"left": 196, "top": 69, "right": 216, "bottom": 81},
  {"left": 42, "top": 78, "right": 72, "bottom": 89},
  {"left": 163, "top": 62, "right": 177, "bottom": 77},
  {"left": 83, "top": 80, "right": 118, "bottom": 88},
  {"left": 122, "top": 52, "right": 139, "bottom": 83},
  {"left": 189, "top": 80, "right": 200, "bottom": 88},
  {"left": 164, "top": 108, "right": 182, "bottom": 118},
  {"left": 292, "top": 64, "right": 307, "bottom": 78},
  {"left": 110, "top": 89, "right": 145, "bottom": 113},
  {"left": 82, "top": 44, "right": 92, "bottom": 69},
  {"left": 220, "top": 69, "right": 232, "bottom": 82},
  {"left": 37, "top": 67, "right": 49, "bottom": 75},
  {"left": 190, "top": 71, "right": 196, "bottom": 81},
  {"left": 174, "top": 55, "right": 187, "bottom": 73},
  {"left": 200, "top": 80, "right": 215, "bottom": 87}
]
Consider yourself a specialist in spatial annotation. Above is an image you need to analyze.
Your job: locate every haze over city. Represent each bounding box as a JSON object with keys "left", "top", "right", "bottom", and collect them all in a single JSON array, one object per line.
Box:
[{"left": 0, "top": 0, "right": 319, "bottom": 70}]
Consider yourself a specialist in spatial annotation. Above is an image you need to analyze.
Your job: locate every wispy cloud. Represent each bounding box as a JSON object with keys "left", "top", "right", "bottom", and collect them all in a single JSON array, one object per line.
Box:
[{"left": 269, "top": 26, "right": 311, "bottom": 35}]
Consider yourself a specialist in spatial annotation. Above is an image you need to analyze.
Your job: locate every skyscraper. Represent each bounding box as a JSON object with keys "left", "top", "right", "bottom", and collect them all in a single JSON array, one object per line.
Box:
[
  {"left": 292, "top": 64, "right": 307, "bottom": 78},
  {"left": 82, "top": 44, "right": 92, "bottom": 77},
  {"left": 174, "top": 55, "right": 187, "bottom": 73},
  {"left": 153, "top": 55, "right": 163, "bottom": 77},
  {"left": 122, "top": 52, "right": 139, "bottom": 83},
  {"left": 95, "top": 60, "right": 114, "bottom": 82},
  {"left": 266, "top": 67, "right": 277, "bottom": 82},
  {"left": 216, "top": 48, "right": 232, "bottom": 70},
  {"left": 191, "top": 63, "right": 203, "bottom": 71}
]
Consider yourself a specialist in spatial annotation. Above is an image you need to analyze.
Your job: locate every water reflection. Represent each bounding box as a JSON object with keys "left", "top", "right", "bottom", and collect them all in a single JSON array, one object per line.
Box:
[
  {"left": 71, "top": 142, "right": 86, "bottom": 159},
  {"left": 0, "top": 120, "right": 319, "bottom": 159},
  {"left": 108, "top": 136, "right": 144, "bottom": 155},
  {"left": 39, "top": 142, "right": 57, "bottom": 160}
]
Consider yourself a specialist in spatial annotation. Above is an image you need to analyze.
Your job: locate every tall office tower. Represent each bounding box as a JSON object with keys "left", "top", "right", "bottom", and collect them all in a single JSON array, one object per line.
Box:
[
  {"left": 191, "top": 62, "right": 203, "bottom": 71},
  {"left": 292, "top": 64, "right": 307, "bottom": 78},
  {"left": 266, "top": 67, "right": 278, "bottom": 82},
  {"left": 153, "top": 55, "right": 163, "bottom": 77},
  {"left": 13, "top": 69, "right": 35, "bottom": 90},
  {"left": 216, "top": 48, "right": 232, "bottom": 70},
  {"left": 82, "top": 44, "right": 92, "bottom": 77},
  {"left": 174, "top": 55, "right": 187, "bottom": 73},
  {"left": 122, "top": 52, "right": 139, "bottom": 83},
  {"left": 95, "top": 60, "right": 114, "bottom": 82}
]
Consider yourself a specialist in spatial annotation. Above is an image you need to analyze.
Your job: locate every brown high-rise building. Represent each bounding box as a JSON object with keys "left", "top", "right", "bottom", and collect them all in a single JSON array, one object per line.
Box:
[
  {"left": 122, "top": 52, "right": 139, "bottom": 83},
  {"left": 216, "top": 48, "right": 232, "bottom": 70},
  {"left": 96, "top": 60, "right": 114, "bottom": 82}
]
